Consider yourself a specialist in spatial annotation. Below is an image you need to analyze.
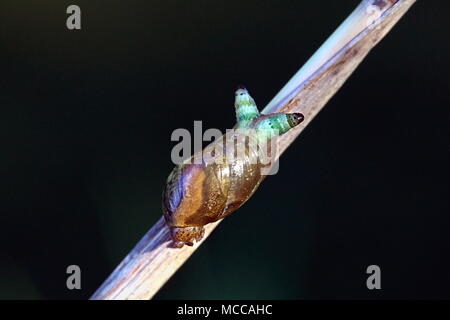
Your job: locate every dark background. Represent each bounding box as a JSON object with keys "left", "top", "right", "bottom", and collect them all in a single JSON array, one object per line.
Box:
[{"left": 0, "top": 0, "right": 448, "bottom": 299}]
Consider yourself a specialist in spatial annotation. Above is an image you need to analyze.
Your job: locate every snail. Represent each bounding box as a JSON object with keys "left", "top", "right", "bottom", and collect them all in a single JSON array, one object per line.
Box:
[{"left": 162, "top": 86, "right": 304, "bottom": 247}]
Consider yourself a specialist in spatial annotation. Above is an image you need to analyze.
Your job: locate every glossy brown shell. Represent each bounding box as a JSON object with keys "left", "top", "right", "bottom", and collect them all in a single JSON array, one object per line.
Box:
[{"left": 162, "top": 131, "right": 267, "bottom": 231}]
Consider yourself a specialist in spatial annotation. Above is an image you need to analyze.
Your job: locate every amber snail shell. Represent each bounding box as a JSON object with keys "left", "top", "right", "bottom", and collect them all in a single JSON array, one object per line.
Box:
[{"left": 163, "top": 130, "right": 265, "bottom": 247}]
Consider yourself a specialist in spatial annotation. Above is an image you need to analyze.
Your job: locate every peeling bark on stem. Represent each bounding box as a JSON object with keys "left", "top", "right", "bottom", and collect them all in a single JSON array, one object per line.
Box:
[{"left": 91, "top": 0, "right": 417, "bottom": 300}]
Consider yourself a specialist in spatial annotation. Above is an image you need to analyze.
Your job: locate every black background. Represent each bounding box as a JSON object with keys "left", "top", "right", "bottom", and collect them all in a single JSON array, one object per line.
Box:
[{"left": 0, "top": 0, "right": 448, "bottom": 299}]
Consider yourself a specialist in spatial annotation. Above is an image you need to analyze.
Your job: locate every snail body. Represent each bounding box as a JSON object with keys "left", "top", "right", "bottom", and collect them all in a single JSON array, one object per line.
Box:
[{"left": 162, "top": 87, "right": 304, "bottom": 247}]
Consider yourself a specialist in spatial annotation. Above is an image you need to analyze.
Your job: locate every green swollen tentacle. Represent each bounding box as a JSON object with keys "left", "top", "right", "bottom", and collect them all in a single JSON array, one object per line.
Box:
[
  {"left": 253, "top": 113, "right": 304, "bottom": 142},
  {"left": 235, "top": 86, "right": 259, "bottom": 127},
  {"left": 255, "top": 113, "right": 303, "bottom": 134}
]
